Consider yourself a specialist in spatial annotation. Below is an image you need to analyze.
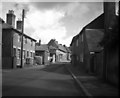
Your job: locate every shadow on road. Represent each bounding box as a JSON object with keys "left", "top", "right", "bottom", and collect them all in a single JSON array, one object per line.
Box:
[{"left": 38, "top": 63, "right": 70, "bottom": 75}]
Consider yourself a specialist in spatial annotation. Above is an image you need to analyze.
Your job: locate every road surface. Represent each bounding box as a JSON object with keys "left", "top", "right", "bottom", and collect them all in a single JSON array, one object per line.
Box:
[{"left": 2, "top": 63, "right": 84, "bottom": 96}]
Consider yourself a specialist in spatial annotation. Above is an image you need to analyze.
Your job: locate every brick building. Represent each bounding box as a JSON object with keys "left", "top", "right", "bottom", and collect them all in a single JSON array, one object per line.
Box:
[
  {"left": 2, "top": 10, "right": 36, "bottom": 69},
  {"left": 35, "top": 41, "right": 50, "bottom": 65}
]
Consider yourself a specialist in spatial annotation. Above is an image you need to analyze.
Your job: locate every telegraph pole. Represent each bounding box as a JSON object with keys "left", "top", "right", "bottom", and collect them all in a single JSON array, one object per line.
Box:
[{"left": 20, "top": 9, "right": 25, "bottom": 68}]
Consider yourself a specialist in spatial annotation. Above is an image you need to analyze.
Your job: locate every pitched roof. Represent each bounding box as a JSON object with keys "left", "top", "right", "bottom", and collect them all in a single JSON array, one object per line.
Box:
[
  {"left": 70, "top": 34, "right": 79, "bottom": 46},
  {"left": 0, "top": 18, "right": 5, "bottom": 23},
  {"left": 84, "top": 13, "right": 104, "bottom": 52},
  {"left": 85, "top": 13, "right": 104, "bottom": 29},
  {"left": 48, "top": 45, "right": 57, "bottom": 50},
  {"left": 2, "top": 22, "right": 36, "bottom": 42},
  {"left": 48, "top": 39, "right": 59, "bottom": 49},
  {"left": 35, "top": 44, "right": 49, "bottom": 52},
  {"left": 85, "top": 29, "right": 104, "bottom": 52},
  {"left": 64, "top": 46, "right": 71, "bottom": 53},
  {"left": 58, "top": 44, "right": 67, "bottom": 52}
]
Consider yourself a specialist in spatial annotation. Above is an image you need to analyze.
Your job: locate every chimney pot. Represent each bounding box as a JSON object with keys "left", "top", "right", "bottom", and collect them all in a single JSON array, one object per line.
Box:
[
  {"left": 6, "top": 10, "right": 16, "bottom": 28},
  {"left": 16, "top": 20, "right": 22, "bottom": 31}
]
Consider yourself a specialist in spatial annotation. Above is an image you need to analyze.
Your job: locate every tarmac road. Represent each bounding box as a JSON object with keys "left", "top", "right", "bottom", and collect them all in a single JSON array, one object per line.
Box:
[{"left": 2, "top": 63, "right": 83, "bottom": 96}]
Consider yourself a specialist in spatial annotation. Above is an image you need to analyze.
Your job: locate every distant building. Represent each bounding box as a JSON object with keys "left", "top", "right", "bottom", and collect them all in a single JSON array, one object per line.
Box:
[
  {"left": 48, "top": 39, "right": 68, "bottom": 62},
  {"left": 63, "top": 45, "right": 71, "bottom": 61},
  {"left": 35, "top": 42, "right": 50, "bottom": 65},
  {"left": 2, "top": 10, "right": 36, "bottom": 69}
]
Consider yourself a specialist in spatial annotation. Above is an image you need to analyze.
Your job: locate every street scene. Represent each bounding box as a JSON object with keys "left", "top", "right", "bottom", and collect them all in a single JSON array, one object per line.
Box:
[{"left": 0, "top": 0, "right": 119, "bottom": 97}]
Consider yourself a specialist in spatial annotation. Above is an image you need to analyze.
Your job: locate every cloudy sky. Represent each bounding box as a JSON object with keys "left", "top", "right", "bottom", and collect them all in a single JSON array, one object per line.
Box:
[{"left": 1, "top": 0, "right": 104, "bottom": 46}]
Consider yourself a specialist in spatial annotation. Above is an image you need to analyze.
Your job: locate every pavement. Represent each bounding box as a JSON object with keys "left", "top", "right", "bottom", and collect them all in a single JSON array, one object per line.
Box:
[{"left": 65, "top": 63, "right": 119, "bottom": 96}]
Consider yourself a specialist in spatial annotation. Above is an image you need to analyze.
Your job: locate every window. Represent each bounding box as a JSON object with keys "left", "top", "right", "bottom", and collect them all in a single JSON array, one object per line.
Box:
[
  {"left": 31, "top": 40, "right": 33, "bottom": 46},
  {"left": 23, "top": 50, "right": 25, "bottom": 59},
  {"left": 33, "top": 53, "right": 35, "bottom": 57},
  {"left": 18, "top": 34, "right": 21, "bottom": 42},
  {"left": 17, "top": 49, "right": 21, "bottom": 59},
  {"left": 27, "top": 51, "right": 29, "bottom": 57},
  {"left": 76, "top": 39, "right": 78, "bottom": 47},
  {"left": 13, "top": 48, "right": 16, "bottom": 57},
  {"left": 80, "top": 54, "right": 83, "bottom": 62},
  {"left": 81, "top": 34, "right": 83, "bottom": 42},
  {"left": 25, "top": 37, "right": 27, "bottom": 44},
  {"left": 30, "top": 52, "right": 32, "bottom": 58}
]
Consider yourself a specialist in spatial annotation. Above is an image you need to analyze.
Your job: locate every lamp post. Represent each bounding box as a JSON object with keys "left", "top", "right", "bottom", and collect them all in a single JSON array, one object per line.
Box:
[{"left": 20, "top": 9, "right": 25, "bottom": 68}]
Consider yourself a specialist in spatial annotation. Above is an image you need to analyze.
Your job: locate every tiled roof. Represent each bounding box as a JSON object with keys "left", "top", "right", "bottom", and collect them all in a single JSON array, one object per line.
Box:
[
  {"left": 84, "top": 13, "right": 104, "bottom": 52},
  {"left": 58, "top": 44, "right": 67, "bottom": 52},
  {"left": 85, "top": 13, "right": 104, "bottom": 29},
  {"left": 0, "top": 18, "right": 5, "bottom": 23},
  {"left": 35, "top": 44, "right": 49, "bottom": 52},
  {"left": 64, "top": 46, "right": 71, "bottom": 53},
  {"left": 85, "top": 29, "right": 104, "bottom": 52},
  {"left": 2, "top": 22, "right": 36, "bottom": 42},
  {"left": 2, "top": 22, "right": 13, "bottom": 29},
  {"left": 48, "top": 45, "right": 57, "bottom": 50},
  {"left": 70, "top": 34, "right": 79, "bottom": 46}
]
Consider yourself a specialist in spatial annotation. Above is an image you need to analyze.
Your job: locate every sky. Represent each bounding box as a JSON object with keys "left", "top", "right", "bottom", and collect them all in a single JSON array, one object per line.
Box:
[{"left": 1, "top": 0, "right": 104, "bottom": 46}]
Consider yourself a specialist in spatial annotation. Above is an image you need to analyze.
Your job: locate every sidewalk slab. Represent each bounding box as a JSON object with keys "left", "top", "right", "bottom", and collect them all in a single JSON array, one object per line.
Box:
[{"left": 66, "top": 63, "right": 119, "bottom": 96}]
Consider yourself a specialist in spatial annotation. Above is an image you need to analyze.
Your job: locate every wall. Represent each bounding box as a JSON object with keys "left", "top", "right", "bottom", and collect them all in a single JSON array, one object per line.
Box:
[
  {"left": 105, "top": 44, "right": 119, "bottom": 86},
  {"left": 2, "top": 29, "right": 12, "bottom": 68},
  {"left": 103, "top": 2, "right": 119, "bottom": 86},
  {"left": 56, "top": 49, "right": 67, "bottom": 62},
  {"left": 44, "top": 51, "right": 49, "bottom": 65},
  {"left": 83, "top": 30, "right": 91, "bottom": 72},
  {"left": 0, "top": 22, "right": 2, "bottom": 69}
]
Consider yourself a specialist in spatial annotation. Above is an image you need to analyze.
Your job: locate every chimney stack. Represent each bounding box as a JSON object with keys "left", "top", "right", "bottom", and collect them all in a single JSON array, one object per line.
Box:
[
  {"left": 6, "top": 10, "right": 16, "bottom": 28},
  {"left": 16, "top": 19, "right": 23, "bottom": 32},
  {"left": 39, "top": 39, "right": 41, "bottom": 46}
]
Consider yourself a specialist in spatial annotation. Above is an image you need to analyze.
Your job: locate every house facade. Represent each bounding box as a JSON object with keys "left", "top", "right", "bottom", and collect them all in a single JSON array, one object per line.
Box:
[{"left": 2, "top": 10, "right": 36, "bottom": 69}]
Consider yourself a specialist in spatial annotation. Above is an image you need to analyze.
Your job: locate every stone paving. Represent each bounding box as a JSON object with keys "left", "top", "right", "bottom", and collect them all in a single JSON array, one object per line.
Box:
[{"left": 67, "top": 63, "right": 119, "bottom": 96}]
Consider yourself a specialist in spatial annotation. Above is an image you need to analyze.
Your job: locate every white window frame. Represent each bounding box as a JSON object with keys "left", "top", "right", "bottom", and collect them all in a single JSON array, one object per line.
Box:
[{"left": 17, "top": 48, "right": 21, "bottom": 59}]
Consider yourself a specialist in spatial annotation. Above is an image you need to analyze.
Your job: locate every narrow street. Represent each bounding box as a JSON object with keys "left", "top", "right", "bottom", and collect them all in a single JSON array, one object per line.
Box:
[{"left": 2, "top": 63, "right": 83, "bottom": 96}]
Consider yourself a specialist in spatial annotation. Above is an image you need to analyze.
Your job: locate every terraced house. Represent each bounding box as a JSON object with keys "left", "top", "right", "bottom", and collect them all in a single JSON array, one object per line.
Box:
[{"left": 2, "top": 10, "right": 36, "bottom": 69}]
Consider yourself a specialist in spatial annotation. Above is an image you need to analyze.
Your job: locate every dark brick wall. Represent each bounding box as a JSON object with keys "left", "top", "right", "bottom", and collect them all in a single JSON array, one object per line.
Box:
[{"left": 2, "top": 29, "right": 13, "bottom": 68}]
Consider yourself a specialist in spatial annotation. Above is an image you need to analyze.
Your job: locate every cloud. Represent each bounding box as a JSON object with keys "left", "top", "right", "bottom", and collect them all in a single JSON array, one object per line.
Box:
[{"left": 24, "top": 7, "right": 67, "bottom": 45}]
